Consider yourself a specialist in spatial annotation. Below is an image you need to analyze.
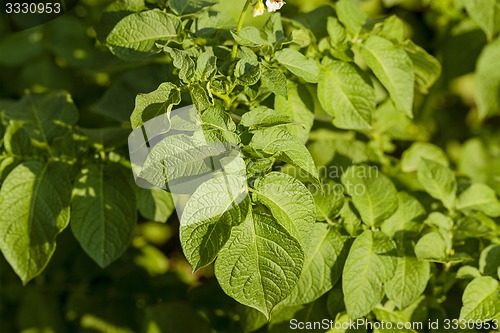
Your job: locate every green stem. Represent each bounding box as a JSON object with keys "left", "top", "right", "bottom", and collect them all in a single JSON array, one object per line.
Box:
[{"left": 231, "top": 0, "right": 253, "bottom": 61}]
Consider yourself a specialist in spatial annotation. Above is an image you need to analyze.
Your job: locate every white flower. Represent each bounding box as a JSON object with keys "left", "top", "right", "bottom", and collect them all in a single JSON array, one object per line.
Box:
[
  {"left": 266, "top": 0, "right": 285, "bottom": 12},
  {"left": 252, "top": 1, "right": 266, "bottom": 17}
]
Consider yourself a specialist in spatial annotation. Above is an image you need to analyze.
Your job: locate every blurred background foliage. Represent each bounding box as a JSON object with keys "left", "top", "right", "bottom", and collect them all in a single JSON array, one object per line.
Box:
[{"left": 0, "top": 0, "right": 499, "bottom": 332}]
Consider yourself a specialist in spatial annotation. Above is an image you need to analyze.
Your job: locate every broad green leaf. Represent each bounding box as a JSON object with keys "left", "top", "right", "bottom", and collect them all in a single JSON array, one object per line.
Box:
[
  {"left": 476, "top": 38, "right": 500, "bottom": 119},
  {"left": 318, "top": 60, "right": 375, "bottom": 130},
  {"left": 261, "top": 67, "right": 288, "bottom": 98},
  {"left": 336, "top": 0, "right": 368, "bottom": 35},
  {"left": 250, "top": 127, "right": 320, "bottom": 187},
  {"left": 284, "top": 223, "right": 349, "bottom": 306},
  {"left": 263, "top": 12, "right": 284, "bottom": 45},
  {"left": 457, "top": 266, "right": 482, "bottom": 279},
  {"left": 382, "top": 192, "right": 426, "bottom": 239},
  {"left": 215, "top": 210, "right": 304, "bottom": 318},
  {"left": 5, "top": 92, "right": 78, "bottom": 151},
  {"left": 189, "top": 83, "right": 212, "bottom": 111},
  {"left": 327, "top": 17, "right": 347, "bottom": 47},
  {"left": 340, "top": 201, "right": 363, "bottom": 238},
  {"left": 480, "top": 245, "right": 500, "bottom": 277},
  {"left": 169, "top": 0, "right": 215, "bottom": 15},
  {"left": 414, "top": 232, "right": 449, "bottom": 262},
  {"left": 240, "top": 106, "right": 292, "bottom": 129},
  {"left": 165, "top": 48, "right": 196, "bottom": 83},
  {"left": 71, "top": 163, "right": 137, "bottom": 268},
  {"left": 231, "top": 26, "right": 270, "bottom": 47},
  {"left": 402, "top": 40, "right": 442, "bottom": 94},
  {"left": 180, "top": 175, "right": 249, "bottom": 271},
  {"left": 343, "top": 230, "right": 397, "bottom": 319},
  {"left": 195, "top": 50, "right": 217, "bottom": 81},
  {"left": 4, "top": 121, "right": 32, "bottom": 157},
  {"left": 106, "top": 10, "right": 181, "bottom": 60},
  {"left": 341, "top": 165, "right": 398, "bottom": 227},
  {"left": 131, "top": 82, "right": 181, "bottom": 129},
  {"left": 417, "top": 159, "right": 456, "bottom": 210},
  {"left": 457, "top": 183, "right": 500, "bottom": 217},
  {"left": 253, "top": 172, "right": 315, "bottom": 247},
  {"left": 463, "top": 0, "right": 500, "bottom": 41},
  {"left": 359, "top": 35, "right": 414, "bottom": 118},
  {"left": 459, "top": 277, "right": 500, "bottom": 320},
  {"left": 314, "top": 181, "right": 345, "bottom": 222},
  {"left": 139, "top": 134, "right": 228, "bottom": 190},
  {"left": 0, "top": 161, "right": 71, "bottom": 284},
  {"left": 378, "top": 15, "right": 405, "bottom": 43},
  {"left": 235, "top": 58, "right": 261, "bottom": 86},
  {"left": 274, "top": 81, "right": 314, "bottom": 143},
  {"left": 136, "top": 188, "right": 175, "bottom": 223},
  {"left": 275, "top": 48, "right": 320, "bottom": 83},
  {"left": 401, "top": 142, "right": 449, "bottom": 173},
  {"left": 385, "top": 244, "right": 430, "bottom": 309}
]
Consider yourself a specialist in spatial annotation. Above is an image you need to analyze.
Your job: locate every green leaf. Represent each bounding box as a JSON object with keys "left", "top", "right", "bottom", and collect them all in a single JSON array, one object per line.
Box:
[
  {"left": 106, "top": 9, "right": 181, "bottom": 61},
  {"left": 457, "top": 266, "right": 482, "bottom": 279},
  {"left": 318, "top": 60, "right": 375, "bottom": 130},
  {"left": 464, "top": 0, "right": 500, "bottom": 41},
  {"left": 5, "top": 92, "right": 78, "bottom": 150},
  {"left": 457, "top": 183, "right": 500, "bottom": 217},
  {"left": 475, "top": 38, "right": 500, "bottom": 119},
  {"left": 314, "top": 181, "right": 345, "bottom": 222},
  {"left": 189, "top": 83, "right": 212, "bottom": 111},
  {"left": 275, "top": 48, "right": 320, "bottom": 83},
  {"left": 385, "top": 244, "right": 430, "bottom": 309},
  {"left": 261, "top": 67, "right": 288, "bottom": 98},
  {"left": 381, "top": 192, "right": 425, "bottom": 239},
  {"left": 327, "top": 17, "right": 347, "bottom": 47},
  {"left": 195, "top": 50, "right": 217, "bottom": 81},
  {"left": 136, "top": 188, "right": 175, "bottom": 223},
  {"left": 402, "top": 40, "right": 442, "bottom": 94},
  {"left": 240, "top": 106, "right": 292, "bottom": 129},
  {"left": 231, "top": 26, "right": 270, "bottom": 47},
  {"left": 401, "top": 142, "right": 449, "bottom": 173},
  {"left": 131, "top": 82, "right": 181, "bottom": 129},
  {"left": 284, "top": 223, "right": 348, "bottom": 306},
  {"left": 235, "top": 58, "right": 261, "bottom": 86},
  {"left": 250, "top": 127, "right": 320, "bottom": 187},
  {"left": 341, "top": 165, "right": 398, "bottom": 227},
  {"left": 4, "top": 121, "right": 32, "bottom": 157},
  {"left": 165, "top": 48, "right": 196, "bottom": 83},
  {"left": 414, "top": 232, "right": 449, "bottom": 262},
  {"left": 359, "top": 36, "right": 414, "bottom": 118},
  {"left": 274, "top": 81, "right": 314, "bottom": 143},
  {"left": 169, "top": 0, "right": 215, "bottom": 15},
  {"left": 0, "top": 161, "right": 71, "bottom": 284},
  {"left": 180, "top": 175, "right": 249, "bottom": 271},
  {"left": 417, "top": 159, "right": 457, "bottom": 210},
  {"left": 336, "top": 0, "right": 368, "bottom": 35},
  {"left": 479, "top": 245, "right": 500, "bottom": 277},
  {"left": 215, "top": 210, "right": 304, "bottom": 318},
  {"left": 253, "top": 172, "right": 315, "bottom": 248},
  {"left": 343, "top": 230, "right": 397, "bottom": 319},
  {"left": 459, "top": 277, "right": 500, "bottom": 320},
  {"left": 263, "top": 12, "right": 285, "bottom": 45},
  {"left": 71, "top": 163, "right": 137, "bottom": 268}
]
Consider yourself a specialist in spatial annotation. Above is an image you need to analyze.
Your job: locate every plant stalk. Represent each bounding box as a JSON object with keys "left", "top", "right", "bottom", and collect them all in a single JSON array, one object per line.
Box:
[{"left": 231, "top": 0, "right": 253, "bottom": 60}]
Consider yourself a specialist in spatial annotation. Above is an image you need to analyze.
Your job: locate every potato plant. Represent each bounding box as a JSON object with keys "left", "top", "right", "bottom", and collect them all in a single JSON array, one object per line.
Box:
[{"left": 0, "top": 0, "right": 499, "bottom": 332}]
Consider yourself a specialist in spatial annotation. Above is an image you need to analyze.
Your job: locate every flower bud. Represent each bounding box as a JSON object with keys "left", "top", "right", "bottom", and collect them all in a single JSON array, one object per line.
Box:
[{"left": 252, "top": 1, "right": 266, "bottom": 17}]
